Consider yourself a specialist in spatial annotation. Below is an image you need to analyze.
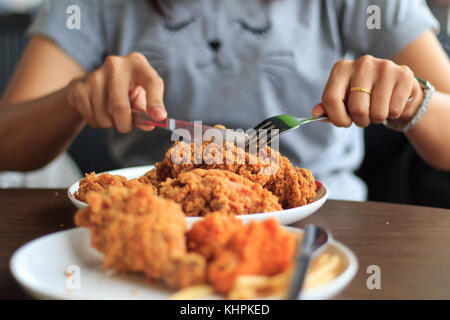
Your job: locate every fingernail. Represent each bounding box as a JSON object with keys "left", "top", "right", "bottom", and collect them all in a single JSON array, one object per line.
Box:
[
  {"left": 311, "top": 105, "right": 321, "bottom": 115},
  {"left": 137, "top": 124, "right": 155, "bottom": 132},
  {"left": 149, "top": 106, "right": 167, "bottom": 118},
  {"left": 129, "top": 87, "right": 141, "bottom": 102}
]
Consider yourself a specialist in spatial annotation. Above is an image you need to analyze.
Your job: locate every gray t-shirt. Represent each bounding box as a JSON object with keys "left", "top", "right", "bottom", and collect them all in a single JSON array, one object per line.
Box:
[{"left": 28, "top": 0, "right": 438, "bottom": 201}]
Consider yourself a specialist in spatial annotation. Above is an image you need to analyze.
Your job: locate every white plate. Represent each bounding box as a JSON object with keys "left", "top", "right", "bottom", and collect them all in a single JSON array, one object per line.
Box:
[
  {"left": 10, "top": 227, "right": 357, "bottom": 300},
  {"left": 68, "top": 165, "right": 328, "bottom": 225}
]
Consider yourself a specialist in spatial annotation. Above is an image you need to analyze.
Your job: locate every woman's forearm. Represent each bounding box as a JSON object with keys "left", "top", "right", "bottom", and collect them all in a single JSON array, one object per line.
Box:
[
  {"left": 0, "top": 85, "right": 85, "bottom": 171},
  {"left": 406, "top": 91, "right": 450, "bottom": 171}
]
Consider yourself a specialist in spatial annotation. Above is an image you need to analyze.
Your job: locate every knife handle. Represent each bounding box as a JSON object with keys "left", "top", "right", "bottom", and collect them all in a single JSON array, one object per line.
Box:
[{"left": 287, "top": 253, "right": 311, "bottom": 300}]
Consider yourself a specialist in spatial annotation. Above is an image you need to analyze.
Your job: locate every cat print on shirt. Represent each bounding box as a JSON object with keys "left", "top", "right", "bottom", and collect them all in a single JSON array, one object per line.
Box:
[{"left": 138, "top": 0, "right": 298, "bottom": 93}]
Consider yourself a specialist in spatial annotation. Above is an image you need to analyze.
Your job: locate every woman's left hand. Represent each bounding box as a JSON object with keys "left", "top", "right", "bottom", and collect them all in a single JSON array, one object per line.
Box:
[{"left": 312, "top": 55, "right": 424, "bottom": 128}]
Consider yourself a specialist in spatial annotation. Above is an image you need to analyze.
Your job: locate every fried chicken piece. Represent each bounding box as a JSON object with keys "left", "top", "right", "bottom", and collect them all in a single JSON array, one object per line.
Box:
[
  {"left": 263, "top": 158, "right": 318, "bottom": 208},
  {"left": 74, "top": 172, "right": 152, "bottom": 202},
  {"left": 159, "top": 169, "right": 282, "bottom": 216},
  {"left": 141, "top": 141, "right": 275, "bottom": 188},
  {"left": 187, "top": 212, "right": 244, "bottom": 260},
  {"left": 187, "top": 214, "right": 296, "bottom": 294},
  {"left": 163, "top": 252, "right": 207, "bottom": 288},
  {"left": 74, "top": 185, "right": 206, "bottom": 287},
  {"left": 141, "top": 141, "right": 316, "bottom": 209},
  {"left": 208, "top": 219, "right": 295, "bottom": 294},
  {"left": 294, "top": 167, "right": 317, "bottom": 204},
  {"left": 138, "top": 167, "right": 159, "bottom": 187}
]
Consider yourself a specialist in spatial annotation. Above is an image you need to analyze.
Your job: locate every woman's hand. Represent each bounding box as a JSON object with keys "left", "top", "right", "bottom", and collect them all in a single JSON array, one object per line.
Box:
[
  {"left": 313, "top": 55, "right": 424, "bottom": 128},
  {"left": 67, "top": 52, "right": 166, "bottom": 133}
]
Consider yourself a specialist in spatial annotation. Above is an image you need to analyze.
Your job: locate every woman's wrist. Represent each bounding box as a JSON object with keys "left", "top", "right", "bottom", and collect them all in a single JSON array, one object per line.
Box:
[
  {"left": 65, "top": 78, "right": 81, "bottom": 113},
  {"left": 384, "top": 76, "right": 434, "bottom": 133}
]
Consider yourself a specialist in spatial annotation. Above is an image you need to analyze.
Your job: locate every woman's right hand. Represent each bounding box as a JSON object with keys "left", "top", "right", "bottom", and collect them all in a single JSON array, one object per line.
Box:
[{"left": 67, "top": 52, "right": 166, "bottom": 133}]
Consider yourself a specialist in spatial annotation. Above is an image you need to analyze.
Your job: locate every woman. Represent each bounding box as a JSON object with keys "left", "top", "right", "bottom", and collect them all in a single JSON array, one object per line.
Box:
[{"left": 0, "top": 0, "right": 449, "bottom": 200}]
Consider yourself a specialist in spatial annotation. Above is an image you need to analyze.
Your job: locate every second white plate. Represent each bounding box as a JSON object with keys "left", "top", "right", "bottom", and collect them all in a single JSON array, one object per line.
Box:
[{"left": 10, "top": 227, "right": 357, "bottom": 300}]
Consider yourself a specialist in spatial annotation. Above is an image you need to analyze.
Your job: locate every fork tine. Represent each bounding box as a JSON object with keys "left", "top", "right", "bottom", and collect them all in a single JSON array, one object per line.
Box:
[
  {"left": 245, "top": 128, "right": 259, "bottom": 143},
  {"left": 247, "top": 127, "right": 279, "bottom": 151},
  {"left": 259, "top": 122, "right": 274, "bottom": 130},
  {"left": 245, "top": 137, "right": 260, "bottom": 152},
  {"left": 252, "top": 119, "right": 274, "bottom": 131},
  {"left": 245, "top": 127, "right": 265, "bottom": 149},
  {"left": 245, "top": 129, "right": 263, "bottom": 150},
  {"left": 245, "top": 132, "right": 257, "bottom": 143},
  {"left": 265, "top": 130, "right": 280, "bottom": 147},
  {"left": 246, "top": 123, "right": 272, "bottom": 143},
  {"left": 246, "top": 114, "right": 327, "bottom": 152},
  {"left": 246, "top": 125, "right": 275, "bottom": 146},
  {"left": 245, "top": 118, "right": 275, "bottom": 146},
  {"left": 258, "top": 129, "right": 280, "bottom": 149}
]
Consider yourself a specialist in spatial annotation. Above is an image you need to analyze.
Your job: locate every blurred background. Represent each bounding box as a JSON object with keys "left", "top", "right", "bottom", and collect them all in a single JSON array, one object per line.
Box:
[{"left": 0, "top": 0, "right": 449, "bottom": 208}]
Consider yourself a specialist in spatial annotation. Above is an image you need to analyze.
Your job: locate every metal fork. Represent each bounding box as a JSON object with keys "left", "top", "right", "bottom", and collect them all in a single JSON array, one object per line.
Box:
[
  {"left": 245, "top": 114, "right": 328, "bottom": 149},
  {"left": 245, "top": 95, "right": 413, "bottom": 149}
]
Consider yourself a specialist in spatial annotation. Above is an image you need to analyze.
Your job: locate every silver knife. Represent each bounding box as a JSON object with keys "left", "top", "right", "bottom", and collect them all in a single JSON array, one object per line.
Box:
[
  {"left": 132, "top": 109, "right": 248, "bottom": 142},
  {"left": 133, "top": 109, "right": 221, "bottom": 140},
  {"left": 287, "top": 224, "right": 330, "bottom": 300}
]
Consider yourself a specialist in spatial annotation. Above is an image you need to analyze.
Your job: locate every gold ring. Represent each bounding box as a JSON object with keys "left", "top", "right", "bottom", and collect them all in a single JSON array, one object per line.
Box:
[{"left": 350, "top": 87, "right": 371, "bottom": 96}]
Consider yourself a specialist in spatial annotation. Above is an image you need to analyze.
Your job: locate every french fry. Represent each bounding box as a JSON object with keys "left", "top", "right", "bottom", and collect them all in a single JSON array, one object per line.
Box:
[
  {"left": 228, "top": 271, "right": 292, "bottom": 300},
  {"left": 228, "top": 252, "right": 342, "bottom": 300},
  {"left": 169, "top": 235, "right": 343, "bottom": 300},
  {"left": 304, "top": 253, "right": 341, "bottom": 289},
  {"left": 169, "top": 285, "right": 214, "bottom": 300}
]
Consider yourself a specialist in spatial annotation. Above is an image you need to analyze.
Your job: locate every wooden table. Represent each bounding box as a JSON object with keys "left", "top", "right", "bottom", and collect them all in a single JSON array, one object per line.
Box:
[{"left": 1, "top": 189, "right": 449, "bottom": 300}]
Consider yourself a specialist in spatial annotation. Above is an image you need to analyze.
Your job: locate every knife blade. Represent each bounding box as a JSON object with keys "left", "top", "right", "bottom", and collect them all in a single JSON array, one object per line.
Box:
[
  {"left": 132, "top": 109, "right": 248, "bottom": 142},
  {"left": 132, "top": 109, "right": 221, "bottom": 140}
]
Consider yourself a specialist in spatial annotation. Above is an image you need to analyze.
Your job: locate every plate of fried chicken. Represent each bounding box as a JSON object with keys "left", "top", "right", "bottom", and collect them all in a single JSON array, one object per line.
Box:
[
  {"left": 10, "top": 202, "right": 356, "bottom": 300},
  {"left": 68, "top": 140, "right": 327, "bottom": 225}
]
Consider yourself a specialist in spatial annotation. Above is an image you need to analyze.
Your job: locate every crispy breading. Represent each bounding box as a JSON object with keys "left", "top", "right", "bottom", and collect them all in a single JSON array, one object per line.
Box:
[
  {"left": 187, "top": 213, "right": 296, "bottom": 294},
  {"left": 138, "top": 166, "right": 159, "bottom": 187},
  {"left": 74, "top": 185, "right": 206, "bottom": 287},
  {"left": 293, "top": 167, "right": 317, "bottom": 204},
  {"left": 187, "top": 213, "right": 243, "bottom": 260},
  {"left": 141, "top": 141, "right": 316, "bottom": 208},
  {"left": 74, "top": 172, "right": 153, "bottom": 202},
  {"left": 163, "top": 252, "right": 207, "bottom": 289},
  {"left": 159, "top": 169, "right": 282, "bottom": 216}
]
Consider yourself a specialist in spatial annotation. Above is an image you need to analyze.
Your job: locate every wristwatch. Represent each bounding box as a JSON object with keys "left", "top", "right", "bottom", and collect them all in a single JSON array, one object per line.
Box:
[{"left": 383, "top": 76, "right": 435, "bottom": 133}]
